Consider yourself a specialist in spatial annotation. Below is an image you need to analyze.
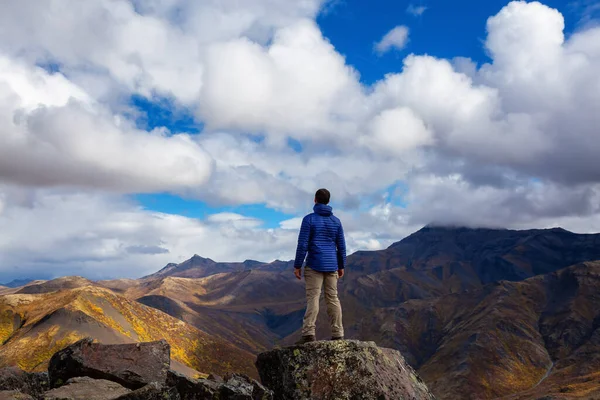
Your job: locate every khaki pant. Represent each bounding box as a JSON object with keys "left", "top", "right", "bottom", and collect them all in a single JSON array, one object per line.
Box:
[{"left": 301, "top": 267, "right": 344, "bottom": 338}]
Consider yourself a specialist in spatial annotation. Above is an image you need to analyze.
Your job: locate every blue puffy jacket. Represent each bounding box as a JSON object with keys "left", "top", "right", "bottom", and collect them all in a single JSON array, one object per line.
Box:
[{"left": 294, "top": 203, "right": 347, "bottom": 272}]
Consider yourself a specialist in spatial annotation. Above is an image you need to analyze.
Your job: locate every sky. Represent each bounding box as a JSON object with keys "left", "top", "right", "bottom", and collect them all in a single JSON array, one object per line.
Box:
[{"left": 1, "top": 0, "right": 600, "bottom": 281}]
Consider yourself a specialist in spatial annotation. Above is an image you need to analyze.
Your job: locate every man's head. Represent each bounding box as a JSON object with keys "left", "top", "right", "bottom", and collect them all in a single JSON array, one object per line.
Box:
[{"left": 314, "top": 188, "right": 331, "bottom": 205}]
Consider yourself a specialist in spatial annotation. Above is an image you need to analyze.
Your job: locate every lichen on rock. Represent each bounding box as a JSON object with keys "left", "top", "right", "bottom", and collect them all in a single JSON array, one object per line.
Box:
[{"left": 256, "top": 340, "right": 436, "bottom": 400}]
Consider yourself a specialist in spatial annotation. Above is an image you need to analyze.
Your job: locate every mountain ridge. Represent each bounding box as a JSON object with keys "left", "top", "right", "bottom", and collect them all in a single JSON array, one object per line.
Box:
[
  {"left": 0, "top": 284, "right": 257, "bottom": 378},
  {"left": 0, "top": 279, "right": 36, "bottom": 289},
  {"left": 5, "top": 225, "right": 600, "bottom": 399}
]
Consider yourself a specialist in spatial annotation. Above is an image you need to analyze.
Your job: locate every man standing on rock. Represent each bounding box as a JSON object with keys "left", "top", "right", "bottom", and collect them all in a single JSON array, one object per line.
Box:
[{"left": 294, "top": 188, "right": 347, "bottom": 344}]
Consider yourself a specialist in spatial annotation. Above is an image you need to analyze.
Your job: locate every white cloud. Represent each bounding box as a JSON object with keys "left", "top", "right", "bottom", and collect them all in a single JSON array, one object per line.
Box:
[
  {"left": 1, "top": 1, "right": 600, "bottom": 279},
  {"left": 0, "top": 185, "right": 297, "bottom": 280},
  {"left": 198, "top": 19, "right": 364, "bottom": 141},
  {"left": 0, "top": 185, "right": 408, "bottom": 281},
  {"left": 195, "top": 132, "right": 418, "bottom": 211},
  {"left": 0, "top": 0, "right": 326, "bottom": 105},
  {"left": 280, "top": 217, "right": 302, "bottom": 230},
  {"left": 207, "top": 212, "right": 263, "bottom": 229},
  {"left": 407, "top": 4, "right": 427, "bottom": 16},
  {"left": 0, "top": 55, "right": 212, "bottom": 192},
  {"left": 362, "top": 107, "right": 434, "bottom": 154},
  {"left": 400, "top": 173, "right": 600, "bottom": 230},
  {"left": 374, "top": 25, "right": 410, "bottom": 55}
]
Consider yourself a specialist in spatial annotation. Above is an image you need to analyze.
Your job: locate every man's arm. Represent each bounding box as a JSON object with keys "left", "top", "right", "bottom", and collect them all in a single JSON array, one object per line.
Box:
[
  {"left": 294, "top": 216, "right": 311, "bottom": 272},
  {"left": 336, "top": 222, "right": 347, "bottom": 275}
]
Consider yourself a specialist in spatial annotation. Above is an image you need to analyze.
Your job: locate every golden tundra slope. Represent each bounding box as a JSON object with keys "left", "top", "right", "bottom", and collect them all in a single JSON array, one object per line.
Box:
[
  {"left": 0, "top": 283, "right": 257, "bottom": 377},
  {"left": 102, "top": 270, "right": 306, "bottom": 354}
]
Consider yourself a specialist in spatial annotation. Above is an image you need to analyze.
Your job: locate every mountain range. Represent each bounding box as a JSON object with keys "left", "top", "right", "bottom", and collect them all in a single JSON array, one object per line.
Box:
[
  {"left": 3, "top": 226, "right": 600, "bottom": 399},
  {"left": 0, "top": 279, "right": 35, "bottom": 289}
]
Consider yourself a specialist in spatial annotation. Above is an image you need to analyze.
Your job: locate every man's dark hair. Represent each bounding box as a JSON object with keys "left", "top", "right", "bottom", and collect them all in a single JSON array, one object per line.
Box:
[{"left": 315, "top": 188, "right": 331, "bottom": 205}]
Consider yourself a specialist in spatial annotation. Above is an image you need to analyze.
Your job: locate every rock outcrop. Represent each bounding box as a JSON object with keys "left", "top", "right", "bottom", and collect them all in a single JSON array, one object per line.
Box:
[
  {"left": 2, "top": 339, "right": 272, "bottom": 400},
  {"left": 48, "top": 338, "right": 170, "bottom": 390},
  {"left": 256, "top": 340, "right": 436, "bottom": 400},
  {"left": 2, "top": 338, "right": 434, "bottom": 400}
]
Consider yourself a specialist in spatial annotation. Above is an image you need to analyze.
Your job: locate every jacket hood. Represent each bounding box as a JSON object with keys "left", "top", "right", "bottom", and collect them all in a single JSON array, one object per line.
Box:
[{"left": 314, "top": 203, "right": 333, "bottom": 216}]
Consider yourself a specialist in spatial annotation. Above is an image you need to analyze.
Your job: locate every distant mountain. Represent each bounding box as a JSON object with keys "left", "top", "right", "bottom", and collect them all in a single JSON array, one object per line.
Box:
[
  {"left": 4, "top": 226, "right": 600, "bottom": 399},
  {"left": 15, "top": 276, "right": 98, "bottom": 294},
  {"left": 393, "top": 226, "right": 600, "bottom": 282},
  {"left": 152, "top": 226, "right": 600, "bottom": 306},
  {"left": 1, "top": 278, "right": 35, "bottom": 288},
  {"left": 124, "top": 226, "right": 600, "bottom": 356},
  {"left": 342, "top": 226, "right": 600, "bottom": 307},
  {"left": 144, "top": 255, "right": 293, "bottom": 280}
]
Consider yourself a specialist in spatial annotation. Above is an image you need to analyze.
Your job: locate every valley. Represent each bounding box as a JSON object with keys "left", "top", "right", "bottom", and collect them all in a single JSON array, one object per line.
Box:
[{"left": 3, "top": 226, "right": 600, "bottom": 399}]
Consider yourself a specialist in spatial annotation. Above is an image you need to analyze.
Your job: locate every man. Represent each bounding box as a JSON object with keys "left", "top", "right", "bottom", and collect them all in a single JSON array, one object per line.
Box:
[{"left": 294, "top": 188, "right": 347, "bottom": 344}]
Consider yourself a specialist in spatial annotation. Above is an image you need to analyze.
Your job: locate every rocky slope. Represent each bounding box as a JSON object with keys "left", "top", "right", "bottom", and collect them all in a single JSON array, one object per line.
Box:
[
  {"left": 0, "top": 339, "right": 433, "bottom": 400},
  {"left": 4, "top": 226, "right": 600, "bottom": 399},
  {"left": 104, "top": 268, "right": 306, "bottom": 354},
  {"left": 0, "top": 285, "right": 256, "bottom": 378},
  {"left": 0, "top": 339, "right": 273, "bottom": 400}
]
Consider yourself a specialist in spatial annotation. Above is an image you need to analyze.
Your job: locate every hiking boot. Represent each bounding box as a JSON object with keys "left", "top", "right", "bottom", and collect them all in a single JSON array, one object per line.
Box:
[
  {"left": 295, "top": 335, "right": 316, "bottom": 345},
  {"left": 331, "top": 336, "right": 344, "bottom": 341}
]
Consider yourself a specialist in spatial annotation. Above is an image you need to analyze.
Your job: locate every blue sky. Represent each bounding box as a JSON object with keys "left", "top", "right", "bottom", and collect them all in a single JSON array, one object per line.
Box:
[
  {"left": 3, "top": 0, "right": 600, "bottom": 279},
  {"left": 134, "top": 0, "right": 585, "bottom": 230},
  {"left": 318, "top": 0, "right": 586, "bottom": 84}
]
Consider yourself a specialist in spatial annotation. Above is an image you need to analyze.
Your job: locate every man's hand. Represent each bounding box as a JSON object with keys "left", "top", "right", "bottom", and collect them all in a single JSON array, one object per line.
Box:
[
  {"left": 294, "top": 268, "right": 302, "bottom": 280},
  {"left": 338, "top": 269, "right": 345, "bottom": 279}
]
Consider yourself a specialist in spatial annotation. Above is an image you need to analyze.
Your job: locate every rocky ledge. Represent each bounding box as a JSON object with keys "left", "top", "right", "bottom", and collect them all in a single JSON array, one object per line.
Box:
[
  {"left": 256, "top": 340, "right": 436, "bottom": 400},
  {"left": 0, "top": 338, "right": 271, "bottom": 400},
  {"left": 1, "top": 338, "right": 435, "bottom": 400}
]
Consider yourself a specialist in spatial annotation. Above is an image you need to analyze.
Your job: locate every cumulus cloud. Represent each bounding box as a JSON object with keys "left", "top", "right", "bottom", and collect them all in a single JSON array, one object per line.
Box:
[
  {"left": 361, "top": 107, "right": 434, "bottom": 155},
  {"left": 374, "top": 25, "right": 410, "bottom": 55},
  {"left": 0, "top": 0, "right": 325, "bottom": 104},
  {"left": 1, "top": 1, "right": 600, "bottom": 279},
  {"left": 0, "top": 185, "right": 297, "bottom": 281},
  {"left": 279, "top": 217, "right": 303, "bottom": 230},
  {"left": 0, "top": 185, "right": 406, "bottom": 281},
  {"left": 206, "top": 212, "right": 263, "bottom": 229},
  {"left": 0, "top": 56, "right": 213, "bottom": 192},
  {"left": 194, "top": 132, "right": 418, "bottom": 211},
  {"left": 198, "top": 20, "right": 363, "bottom": 141}
]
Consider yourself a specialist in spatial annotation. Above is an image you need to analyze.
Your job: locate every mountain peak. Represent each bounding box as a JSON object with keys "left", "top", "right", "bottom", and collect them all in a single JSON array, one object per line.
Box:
[{"left": 190, "top": 254, "right": 215, "bottom": 263}]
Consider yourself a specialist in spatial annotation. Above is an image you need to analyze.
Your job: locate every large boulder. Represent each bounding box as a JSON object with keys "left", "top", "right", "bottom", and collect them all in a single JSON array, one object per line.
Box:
[
  {"left": 256, "top": 340, "right": 436, "bottom": 400},
  {"left": 48, "top": 338, "right": 170, "bottom": 390},
  {"left": 0, "top": 367, "right": 49, "bottom": 397},
  {"left": 42, "top": 377, "right": 131, "bottom": 400}
]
